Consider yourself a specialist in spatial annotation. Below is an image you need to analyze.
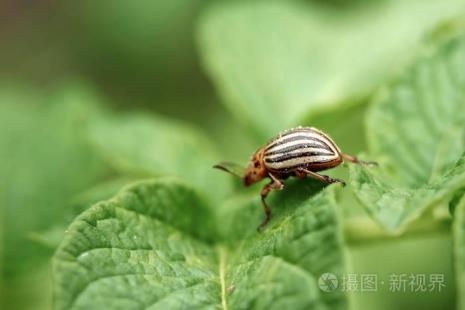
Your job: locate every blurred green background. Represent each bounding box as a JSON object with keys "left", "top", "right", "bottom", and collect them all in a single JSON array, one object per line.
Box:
[{"left": 1, "top": 1, "right": 465, "bottom": 309}]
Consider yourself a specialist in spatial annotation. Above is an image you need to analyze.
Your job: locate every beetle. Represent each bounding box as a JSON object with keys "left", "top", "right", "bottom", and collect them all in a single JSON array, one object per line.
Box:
[{"left": 214, "top": 126, "right": 377, "bottom": 230}]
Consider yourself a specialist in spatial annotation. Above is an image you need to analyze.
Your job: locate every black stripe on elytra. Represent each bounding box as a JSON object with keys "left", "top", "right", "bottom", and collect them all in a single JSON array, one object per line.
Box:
[
  {"left": 265, "top": 135, "right": 331, "bottom": 151},
  {"left": 268, "top": 157, "right": 338, "bottom": 172},
  {"left": 264, "top": 151, "right": 335, "bottom": 163},
  {"left": 265, "top": 142, "right": 334, "bottom": 156}
]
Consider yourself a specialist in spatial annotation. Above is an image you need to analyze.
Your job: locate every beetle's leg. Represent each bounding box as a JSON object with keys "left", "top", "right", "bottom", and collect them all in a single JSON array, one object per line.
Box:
[
  {"left": 297, "top": 168, "right": 346, "bottom": 186},
  {"left": 258, "top": 174, "right": 284, "bottom": 231},
  {"left": 342, "top": 153, "right": 378, "bottom": 167},
  {"left": 268, "top": 173, "right": 284, "bottom": 189}
]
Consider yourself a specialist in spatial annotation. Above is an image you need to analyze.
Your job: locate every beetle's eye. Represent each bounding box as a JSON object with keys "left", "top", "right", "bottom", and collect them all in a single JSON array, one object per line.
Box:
[{"left": 254, "top": 162, "right": 259, "bottom": 168}]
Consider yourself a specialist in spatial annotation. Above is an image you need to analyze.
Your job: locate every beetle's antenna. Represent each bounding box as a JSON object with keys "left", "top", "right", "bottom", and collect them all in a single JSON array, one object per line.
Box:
[{"left": 213, "top": 161, "right": 245, "bottom": 179}]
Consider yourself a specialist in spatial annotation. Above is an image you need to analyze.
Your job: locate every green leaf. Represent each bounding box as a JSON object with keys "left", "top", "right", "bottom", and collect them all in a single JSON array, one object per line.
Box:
[
  {"left": 29, "top": 178, "right": 137, "bottom": 250},
  {"left": 0, "top": 85, "right": 110, "bottom": 267},
  {"left": 0, "top": 84, "right": 111, "bottom": 308},
  {"left": 450, "top": 188, "right": 465, "bottom": 215},
  {"left": 88, "top": 112, "right": 232, "bottom": 203},
  {"left": 54, "top": 179, "right": 347, "bottom": 310},
  {"left": 197, "top": 0, "right": 465, "bottom": 138},
  {"left": 350, "top": 34, "right": 465, "bottom": 232},
  {"left": 72, "top": 0, "right": 203, "bottom": 78},
  {"left": 453, "top": 195, "right": 465, "bottom": 310}
]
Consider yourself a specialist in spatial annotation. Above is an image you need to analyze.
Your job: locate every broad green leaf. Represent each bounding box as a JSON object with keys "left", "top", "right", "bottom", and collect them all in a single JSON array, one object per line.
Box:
[
  {"left": 453, "top": 195, "right": 465, "bottom": 310},
  {"left": 197, "top": 0, "right": 465, "bottom": 138},
  {"left": 350, "top": 33, "right": 465, "bottom": 232},
  {"left": 87, "top": 112, "right": 232, "bottom": 203},
  {"left": 54, "top": 179, "right": 347, "bottom": 310}
]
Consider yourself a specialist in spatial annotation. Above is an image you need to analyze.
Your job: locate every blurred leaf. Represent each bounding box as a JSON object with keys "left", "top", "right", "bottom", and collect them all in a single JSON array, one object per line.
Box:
[
  {"left": 54, "top": 179, "right": 347, "bottom": 309},
  {"left": 74, "top": 0, "right": 200, "bottom": 71},
  {"left": 29, "top": 226, "right": 66, "bottom": 250},
  {"left": 351, "top": 233, "right": 456, "bottom": 310},
  {"left": 87, "top": 111, "right": 232, "bottom": 203},
  {"left": 350, "top": 33, "right": 465, "bottom": 232},
  {"left": 29, "top": 177, "right": 137, "bottom": 250},
  {"left": 450, "top": 188, "right": 465, "bottom": 216},
  {"left": 0, "top": 84, "right": 111, "bottom": 308},
  {"left": 5, "top": 262, "right": 54, "bottom": 310},
  {"left": 453, "top": 195, "right": 465, "bottom": 310},
  {"left": 67, "top": 0, "right": 208, "bottom": 100},
  {"left": 197, "top": 1, "right": 465, "bottom": 138},
  {"left": 0, "top": 84, "right": 110, "bottom": 269}
]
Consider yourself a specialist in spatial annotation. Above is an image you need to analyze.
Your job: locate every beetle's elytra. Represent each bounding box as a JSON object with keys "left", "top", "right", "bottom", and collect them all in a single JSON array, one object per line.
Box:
[{"left": 214, "top": 126, "right": 377, "bottom": 230}]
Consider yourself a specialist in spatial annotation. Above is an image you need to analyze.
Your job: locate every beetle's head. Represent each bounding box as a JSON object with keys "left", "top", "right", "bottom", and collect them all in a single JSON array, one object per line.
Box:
[
  {"left": 243, "top": 150, "right": 267, "bottom": 187},
  {"left": 213, "top": 150, "right": 267, "bottom": 186}
]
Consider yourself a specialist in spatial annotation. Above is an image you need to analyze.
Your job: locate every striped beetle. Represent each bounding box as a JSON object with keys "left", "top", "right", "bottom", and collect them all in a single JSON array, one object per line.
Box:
[{"left": 214, "top": 126, "right": 377, "bottom": 230}]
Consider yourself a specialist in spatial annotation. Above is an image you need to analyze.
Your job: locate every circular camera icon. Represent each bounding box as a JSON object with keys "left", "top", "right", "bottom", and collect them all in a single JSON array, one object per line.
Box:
[{"left": 318, "top": 273, "right": 338, "bottom": 292}]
